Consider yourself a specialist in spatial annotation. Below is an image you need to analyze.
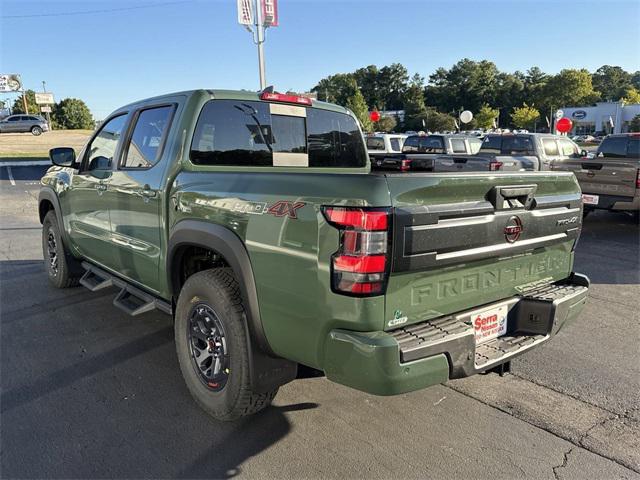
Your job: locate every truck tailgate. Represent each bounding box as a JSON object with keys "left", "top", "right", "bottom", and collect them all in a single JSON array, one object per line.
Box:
[
  {"left": 383, "top": 172, "right": 582, "bottom": 330},
  {"left": 554, "top": 158, "right": 638, "bottom": 198}
]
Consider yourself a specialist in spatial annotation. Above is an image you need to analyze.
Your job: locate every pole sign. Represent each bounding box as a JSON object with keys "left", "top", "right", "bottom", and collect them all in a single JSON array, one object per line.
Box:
[
  {"left": 237, "top": 0, "right": 253, "bottom": 26},
  {"left": 35, "top": 93, "right": 54, "bottom": 105},
  {"left": 0, "top": 74, "right": 22, "bottom": 92},
  {"left": 40, "top": 106, "right": 52, "bottom": 113},
  {"left": 555, "top": 109, "right": 564, "bottom": 120},
  {"left": 262, "top": 0, "right": 278, "bottom": 27}
]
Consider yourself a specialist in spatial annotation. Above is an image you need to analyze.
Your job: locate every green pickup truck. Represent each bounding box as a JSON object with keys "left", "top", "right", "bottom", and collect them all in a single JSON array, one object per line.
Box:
[{"left": 39, "top": 89, "right": 589, "bottom": 421}]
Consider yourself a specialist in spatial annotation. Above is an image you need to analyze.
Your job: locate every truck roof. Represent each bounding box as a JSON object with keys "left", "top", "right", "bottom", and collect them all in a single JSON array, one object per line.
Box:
[{"left": 117, "top": 89, "right": 350, "bottom": 115}]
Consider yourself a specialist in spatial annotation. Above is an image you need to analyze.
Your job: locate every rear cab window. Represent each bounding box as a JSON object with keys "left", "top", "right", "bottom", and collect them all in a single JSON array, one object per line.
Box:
[
  {"left": 542, "top": 138, "right": 559, "bottom": 156},
  {"left": 190, "top": 100, "right": 366, "bottom": 168},
  {"left": 389, "top": 138, "right": 403, "bottom": 152},
  {"left": 627, "top": 137, "right": 640, "bottom": 158},
  {"left": 450, "top": 138, "right": 467, "bottom": 154},
  {"left": 402, "top": 136, "right": 444, "bottom": 154},
  {"left": 598, "top": 137, "right": 628, "bottom": 158},
  {"left": 480, "top": 135, "right": 502, "bottom": 154},
  {"left": 503, "top": 136, "right": 534, "bottom": 155}
]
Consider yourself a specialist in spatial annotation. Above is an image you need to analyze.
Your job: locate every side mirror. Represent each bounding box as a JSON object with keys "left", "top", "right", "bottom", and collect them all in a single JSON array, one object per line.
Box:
[
  {"left": 49, "top": 147, "right": 76, "bottom": 167},
  {"left": 580, "top": 150, "right": 588, "bottom": 157},
  {"left": 88, "top": 155, "right": 111, "bottom": 172}
]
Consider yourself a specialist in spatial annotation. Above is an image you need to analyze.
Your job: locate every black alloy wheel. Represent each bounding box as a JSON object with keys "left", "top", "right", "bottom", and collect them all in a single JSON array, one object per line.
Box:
[{"left": 188, "top": 303, "right": 230, "bottom": 391}]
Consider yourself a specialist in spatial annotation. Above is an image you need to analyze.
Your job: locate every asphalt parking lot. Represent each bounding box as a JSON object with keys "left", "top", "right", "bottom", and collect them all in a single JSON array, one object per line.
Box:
[{"left": 1, "top": 164, "right": 639, "bottom": 479}]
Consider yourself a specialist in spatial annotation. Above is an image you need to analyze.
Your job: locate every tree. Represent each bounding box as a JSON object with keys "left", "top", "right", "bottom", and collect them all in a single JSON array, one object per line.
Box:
[
  {"left": 511, "top": 103, "right": 540, "bottom": 129},
  {"left": 378, "top": 63, "right": 409, "bottom": 110},
  {"left": 592, "top": 65, "right": 632, "bottom": 101},
  {"left": 12, "top": 89, "right": 37, "bottom": 114},
  {"left": 621, "top": 87, "right": 640, "bottom": 104},
  {"left": 353, "top": 65, "right": 383, "bottom": 110},
  {"left": 311, "top": 73, "right": 357, "bottom": 106},
  {"left": 629, "top": 114, "right": 640, "bottom": 133},
  {"left": 402, "top": 83, "right": 428, "bottom": 130},
  {"left": 52, "top": 98, "right": 94, "bottom": 130},
  {"left": 424, "top": 108, "right": 456, "bottom": 132},
  {"left": 475, "top": 104, "right": 499, "bottom": 129},
  {"left": 374, "top": 115, "right": 397, "bottom": 133},
  {"left": 346, "top": 89, "right": 372, "bottom": 132},
  {"left": 424, "top": 59, "right": 500, "bottom": 114},
  {"left": 542, "top": 69, "right": 599, "bottom": 109}
]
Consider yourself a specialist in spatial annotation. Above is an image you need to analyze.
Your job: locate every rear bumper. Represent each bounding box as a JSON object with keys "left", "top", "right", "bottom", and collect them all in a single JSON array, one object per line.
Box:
[
  {"left": 323, "top": 273, "right": 589, "bottom": 396},
  {"left": 584, "top": 193, "right": 639, "bottom": 212}
]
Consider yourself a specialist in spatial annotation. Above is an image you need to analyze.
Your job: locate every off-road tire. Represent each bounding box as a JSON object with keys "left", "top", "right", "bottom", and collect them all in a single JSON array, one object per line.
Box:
[
  {"left": 31, "top": 126, "right": 43, "bottom": 136},
  {"left": 42, "top": 211, "right": 82, "bottom": 288},
  {"left": 175, "top": 268, "right": 278, "bottom": 421}
]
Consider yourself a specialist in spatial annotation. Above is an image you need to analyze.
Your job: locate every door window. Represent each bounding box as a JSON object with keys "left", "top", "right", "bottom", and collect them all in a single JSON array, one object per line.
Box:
[
  {"left": 598, "top": 137, "right": 627, "bottom": 158},
  {"left": 7, "top": 116, "right": 20, "bottom": 122},
  {"left": 542, "top": 138, "right": 559, "bottom": 156},
  {"left": 84, "top": 114, "right": 127, "bottom": 171},
  {"left": 122, "top": 106, "right": 174, "bottom": 169},
  {"left": 559, "top": 139, "right": 579, "bottom": 156}
]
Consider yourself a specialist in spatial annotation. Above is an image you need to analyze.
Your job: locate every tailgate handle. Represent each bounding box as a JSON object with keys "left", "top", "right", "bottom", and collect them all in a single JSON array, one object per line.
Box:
[
  {"left": 453, "top": 158, "right": 468, "bottom": 164},
  {"left": 489, "top": 184, "right": 537, "bottom": 210}
]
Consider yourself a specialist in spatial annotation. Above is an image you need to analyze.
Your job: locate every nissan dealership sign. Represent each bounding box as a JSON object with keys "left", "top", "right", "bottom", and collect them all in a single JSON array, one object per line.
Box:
[{"left": 572, "top": 110, "right": 587, "bottom": 120}]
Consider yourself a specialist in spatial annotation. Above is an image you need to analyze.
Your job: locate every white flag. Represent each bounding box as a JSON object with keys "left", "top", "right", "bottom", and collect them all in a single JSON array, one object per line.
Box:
[{"left": 608, "top": 116, "right": 615, "bottom": 128}]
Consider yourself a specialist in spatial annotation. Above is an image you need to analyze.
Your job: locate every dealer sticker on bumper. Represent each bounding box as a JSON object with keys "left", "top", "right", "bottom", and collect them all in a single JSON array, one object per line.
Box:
[
  {"left": 582, "top": 194, "right": 599, "bottom": 205},
  {"left": 471, "top": 304, "right": 508, "bottom": 344}
]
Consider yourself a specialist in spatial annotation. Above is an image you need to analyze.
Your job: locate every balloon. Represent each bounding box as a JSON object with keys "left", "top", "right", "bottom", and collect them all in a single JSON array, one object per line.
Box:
[
  {"left": 369, "top": 111, "right": 381, "bottom": 122},
  {"left": 556, "top": 117, "right": 573, "bottom": 133},
  {"left": 459, "top": 110, "right": 473, "bottom": 124}
]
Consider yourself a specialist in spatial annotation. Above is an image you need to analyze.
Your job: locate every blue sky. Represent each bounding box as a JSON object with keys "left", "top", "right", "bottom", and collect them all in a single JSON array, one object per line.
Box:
[{"left": 2, "top": 0, "right": 639, "bottom": 119}]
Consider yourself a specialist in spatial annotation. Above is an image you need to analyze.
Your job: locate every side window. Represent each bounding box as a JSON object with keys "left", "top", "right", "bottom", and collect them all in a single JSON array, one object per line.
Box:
[
  {"left": 7, "top": 116, "right": 20, "bottom": 122},
  {"left": 542, "top": 138, "right": 559, "bottom": 156},
  {"left": 389, "top": 138, "right": 402, "bottom": 152},
  {"left": 122, "top": 106, "right": 174, "bottom": 169},
  {"left": 598, "top": 137, "right": 627, "bottom": 158},
  {"left": 85, "top": 114, "right": 127, "bottom": 171},
  {"left": 480, "top": 135, "right": 502, "bottom": 154},
  {"left": 450, "top": 138, "right": 467, "bottom": 153},
  {"left": 366, "top": 137, "right": 385, "bottom": 150},
  {"left": 626, "top": 138, "right": 639, "bottom": 159},
  {"left": 307, "top": 108, "right": 367, "bottom": 167},
  {"left": 559, "top": 139, "right": 578, "bottom": 156},
  {"left": 190, "top": 100, "right": 271, "bottom": 166}
]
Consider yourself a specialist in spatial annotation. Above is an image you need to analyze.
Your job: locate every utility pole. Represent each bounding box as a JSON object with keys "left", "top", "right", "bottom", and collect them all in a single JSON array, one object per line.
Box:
[
  {"left": 22, "top": 89, "right": 28, "bottom": 114},
  {"left": 42, "top": 80, "right": 52, "bottom": 129},
  {"left": 254, "top": 0, "right": 266, "bottom": 89}
]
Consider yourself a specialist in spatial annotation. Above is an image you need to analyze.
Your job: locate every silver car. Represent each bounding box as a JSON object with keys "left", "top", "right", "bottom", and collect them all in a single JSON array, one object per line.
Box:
[{"left": 0, "top": 114, "right": 49, "bottom": 135}]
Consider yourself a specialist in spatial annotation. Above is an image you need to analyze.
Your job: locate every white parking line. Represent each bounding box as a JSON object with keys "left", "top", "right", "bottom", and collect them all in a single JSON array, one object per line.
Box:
[{"left": 7, "top": 166, "right": 16, "bottom": 186}]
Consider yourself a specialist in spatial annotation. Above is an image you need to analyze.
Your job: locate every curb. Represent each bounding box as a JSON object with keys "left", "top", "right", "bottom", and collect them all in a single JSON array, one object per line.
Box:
[{"left": 0, "top": 161, "right": 51, "bottom": 167}]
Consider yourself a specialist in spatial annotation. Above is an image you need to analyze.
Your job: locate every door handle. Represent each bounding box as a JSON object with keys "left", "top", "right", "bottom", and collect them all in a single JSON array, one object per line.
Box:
[{"left": 136, "top": 189, "right": 157, "bottom": 198}]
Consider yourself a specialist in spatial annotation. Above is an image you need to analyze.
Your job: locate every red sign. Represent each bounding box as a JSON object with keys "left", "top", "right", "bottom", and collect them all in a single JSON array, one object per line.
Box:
[
  {"left": 556, "top": 117, "right": 573, "bottom": 133},
  {"left": 262, "top": 0, "right": 278, "bottom": 27}
]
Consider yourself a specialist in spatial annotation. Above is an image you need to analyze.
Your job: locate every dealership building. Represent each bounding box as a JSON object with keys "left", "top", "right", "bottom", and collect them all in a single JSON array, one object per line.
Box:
[{"left": 560, "top": 101, "right": 640, "bottom": 135}]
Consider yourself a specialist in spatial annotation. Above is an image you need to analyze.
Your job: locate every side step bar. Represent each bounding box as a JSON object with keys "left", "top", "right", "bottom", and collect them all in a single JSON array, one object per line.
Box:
[{"left": 80, "top": 262, "right": 172, "bottom": 316}]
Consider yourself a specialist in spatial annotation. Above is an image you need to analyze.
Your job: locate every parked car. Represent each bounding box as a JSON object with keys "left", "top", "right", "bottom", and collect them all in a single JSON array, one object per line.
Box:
[
  {"left": 366, "top": 133, "right": 407, "bottom": 164},
  {"left": 39, "top": 88, "right": 589, "bottom": 421},
  {"left": 372, "top": 134, "right": 482, "bottom": 171},
  {"left": 552, "top": 133, "right": 640, "bottom": 220},
  {"left": 476, "top": 133, "right": 585, "bottom": 171},
  {"left": 0, "top": 114, "right": 49, "bottom": 135}
]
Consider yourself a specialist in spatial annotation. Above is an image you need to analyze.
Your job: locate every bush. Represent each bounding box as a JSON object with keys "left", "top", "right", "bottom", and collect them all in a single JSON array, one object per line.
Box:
[{"left": 52, "top": 98, "right": 94, "bottom": 130}]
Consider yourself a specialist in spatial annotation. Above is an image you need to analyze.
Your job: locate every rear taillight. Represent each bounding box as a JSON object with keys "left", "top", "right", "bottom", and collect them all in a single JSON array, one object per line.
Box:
[
  {"left": 322, "top": 206, "right": 391, "bottom": 296},
  {"left": 636, "top": 169, "right": 640, "bottom": 189},
  {"left": 489, "top": 161, "right": 503, "bottom": 171},
  {"left": 400, "top": 159, "right": 412, "bottom": 171}
]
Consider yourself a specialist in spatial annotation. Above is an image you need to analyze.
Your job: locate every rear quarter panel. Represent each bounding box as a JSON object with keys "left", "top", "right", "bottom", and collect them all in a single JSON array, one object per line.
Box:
[{"left": 169, "top": 171, "right": 392, "bottom": 368}]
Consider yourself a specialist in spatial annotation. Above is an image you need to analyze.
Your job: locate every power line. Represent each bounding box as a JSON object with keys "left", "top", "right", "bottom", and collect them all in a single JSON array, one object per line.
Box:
[{"left": 2, "top": 1, "right": 192, "bottom": 19}]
